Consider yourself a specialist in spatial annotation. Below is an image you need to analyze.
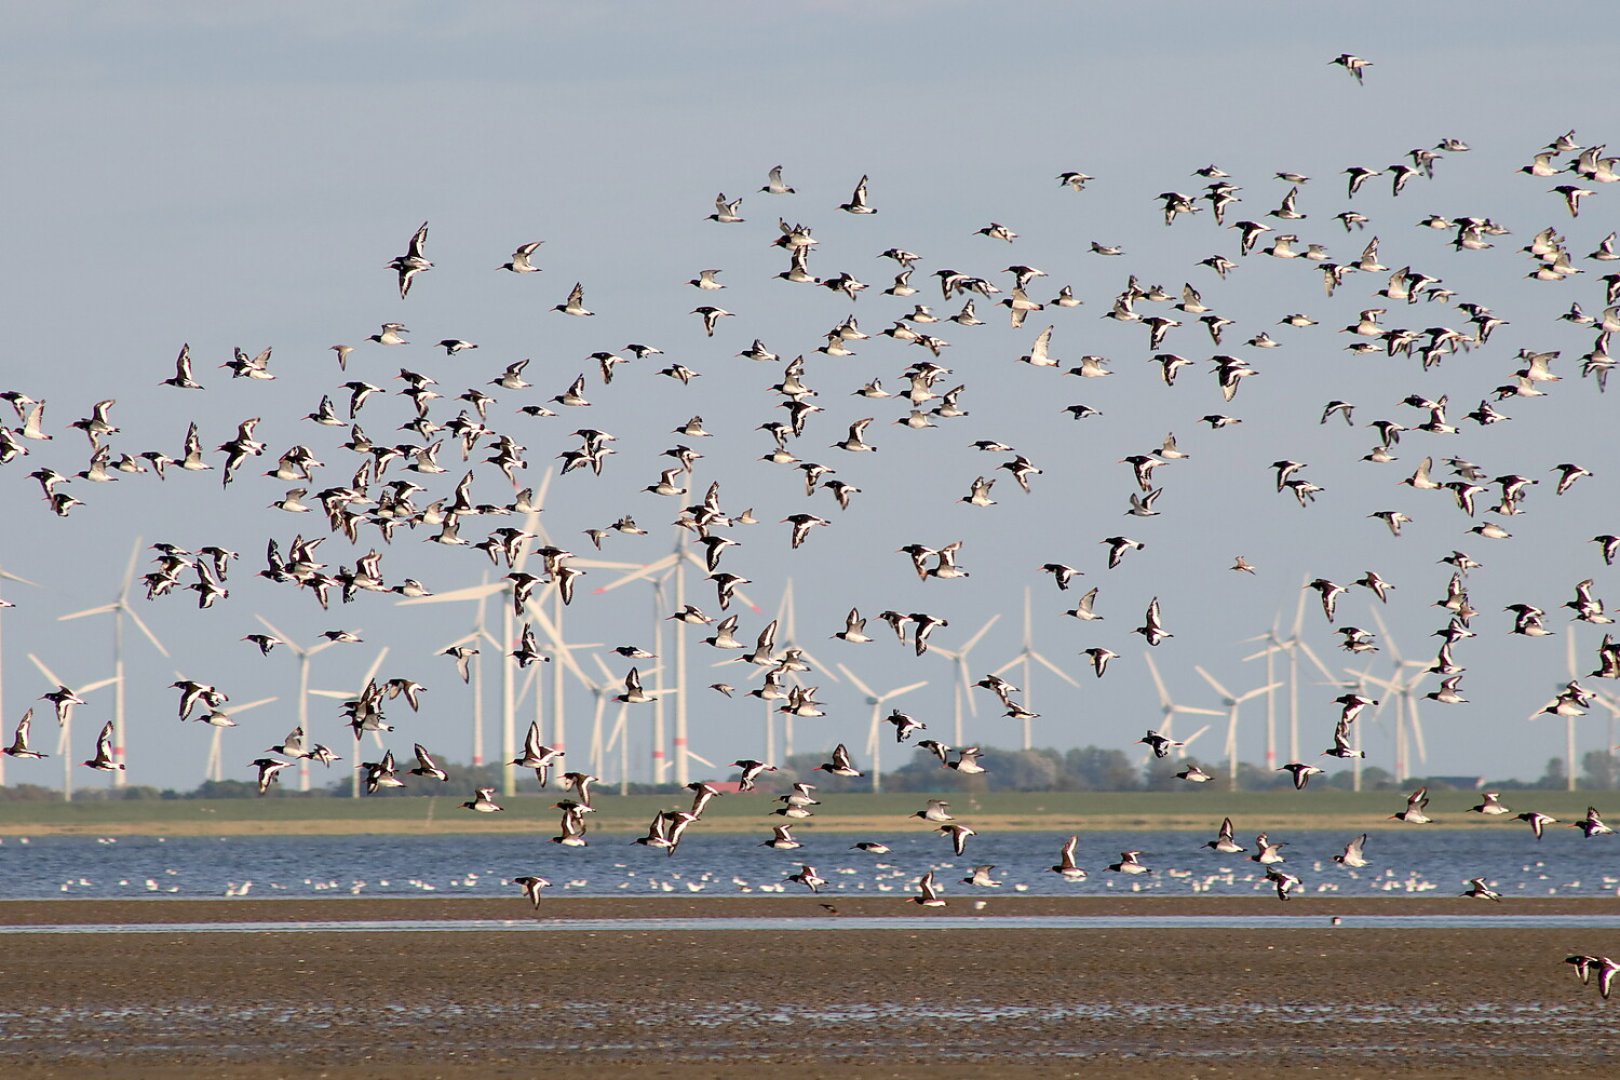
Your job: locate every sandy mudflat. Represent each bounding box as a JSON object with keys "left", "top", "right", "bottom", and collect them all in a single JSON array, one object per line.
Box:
[{"left": 2, "top": 897, "right": 1618, "bottom": 1078}]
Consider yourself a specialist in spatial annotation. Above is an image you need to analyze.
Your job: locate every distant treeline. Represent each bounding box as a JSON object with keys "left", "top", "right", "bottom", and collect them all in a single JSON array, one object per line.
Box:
[{"left": 3, "top": 746, "right": 1613, "bottom": 801}]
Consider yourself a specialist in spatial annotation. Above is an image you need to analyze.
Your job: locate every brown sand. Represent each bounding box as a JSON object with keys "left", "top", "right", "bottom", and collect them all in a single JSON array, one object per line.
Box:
[{"left": 3, "top": 897, "right": 1617, "bottom": 1078}]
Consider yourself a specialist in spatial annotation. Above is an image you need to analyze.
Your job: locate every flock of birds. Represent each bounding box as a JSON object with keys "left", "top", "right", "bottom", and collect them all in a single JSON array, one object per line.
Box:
[{"left": 2, "top": 54, "right": 1619, "bottom": 1003}]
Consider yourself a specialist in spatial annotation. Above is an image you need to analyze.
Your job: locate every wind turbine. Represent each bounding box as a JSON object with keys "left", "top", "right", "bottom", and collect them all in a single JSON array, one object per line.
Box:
[
  {"left": 396, "top": 474, "right": 554, "bottom": 795},
  {"left": 1278, "top": 633, "right": 1365, "bottom": 789},
  {"left": 254, "top": 615, "right": 339, "bottom": 791},
  {"left": 836, "top": 662, "right": 926, "bottom": 793},
  {"left": 593, "top": 530, "right": 759, "bottom": 787},
  {"left": 201, "top": 695, "right": 279, "bottom": 782},
  {"left": 1241, "top": 582, "right": 1310, "bottom": 768},
  {"left": 1141, "top": 653, "right": 1221, "bottom": 763},
  {"left": 582, "top": 653, "right": 621, "bottom": 786},
  {"left": 399, "top": 569, "right": 499, "bottom": 770},
  {"left": 1525, "top": 627, "right": 1592, "bottom": 793},
  {"left": 599, "top": 652, "right": 679, "bottom": 783},
  {"left": 772, "top": 578, "right": 840, "bottom": 760},
  {"left": 508, "top": 582, "right": 605, "bottom": 777},
  {"left": 1359, "top": 606, "right": 1431, "bottom": 785},
  {"left": 0, "top": 562, "right": 40, "bottom": 787},
  {"left": 991, "top": 588, "right": 1079, "bottom": 749},
  {"left": 310, "top": 646, "right": 391, "bottom": 798},
  {"left": 26, "top": 654, "right": 116, "bottom": 801},
  {"left": 927, "top": 614, "right": 1000, "bottom": 745},
  {"left": 586, "top": 652, "right": 656, "bottom": 794},
  {"left": 398, "top": 574, "right": 516, "bottom": 791},
  {"left": 1590, "top": 686, "right": 1620, "bottom": 789},
  {"left": 1194, "top": 666, "right": 1282, "bottom": 785},
  {"left": 57, "top": 538, "right": 169, "bottom": 784}
]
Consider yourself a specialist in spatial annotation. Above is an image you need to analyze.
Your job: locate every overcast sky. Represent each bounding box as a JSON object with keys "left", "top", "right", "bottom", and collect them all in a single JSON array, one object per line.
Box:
[{"left": 3, "top": 2, "right": 1618, "bottom": 794}]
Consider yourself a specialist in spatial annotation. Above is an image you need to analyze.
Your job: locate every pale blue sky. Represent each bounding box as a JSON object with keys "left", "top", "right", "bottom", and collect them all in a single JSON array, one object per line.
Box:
[{"left": 2, "top": 2, "right": 1617, "bottom": 793}]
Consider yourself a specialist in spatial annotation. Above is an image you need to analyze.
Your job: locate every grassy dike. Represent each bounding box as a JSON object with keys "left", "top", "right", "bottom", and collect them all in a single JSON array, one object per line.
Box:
[{"left": 0, "top": 787, "right": 1605, "bottom": 836}]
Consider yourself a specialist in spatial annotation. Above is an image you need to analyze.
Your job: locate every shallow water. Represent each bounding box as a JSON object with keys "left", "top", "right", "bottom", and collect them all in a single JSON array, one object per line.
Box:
[
  {"left": 2, "top": 828, "right": 1614, "bottom": 901},
  {"left": 14, "top": 912, "right": 1620, "bottom": 933}
]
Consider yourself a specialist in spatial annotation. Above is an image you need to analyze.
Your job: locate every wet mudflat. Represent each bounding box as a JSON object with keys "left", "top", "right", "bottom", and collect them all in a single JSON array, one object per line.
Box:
[{"left": 2, "top": 897, "right": 1617, "bottom": 1078}]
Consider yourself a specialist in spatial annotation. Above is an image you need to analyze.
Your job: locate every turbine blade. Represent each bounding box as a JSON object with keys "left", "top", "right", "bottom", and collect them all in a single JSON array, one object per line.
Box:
[
  {"left": 590, "top": 554, "right": 678, "bottom": 595},
  {"left": 1235, "top": 682, "right": 1283, "bottom": 704},
  {"left": 1366, "top": 605, "right": 1402, "bottom": 664},
  {"left": 397, "top": 581, "right": 505, "bottom": 606},
  {"left": 119, "top": 536, "right": 143, "bottom": 598},
  {"left": 533, "top": 466, "right": 555, "bottom": 515},
  {"left": 57, "top": 603, "right": 118, "bottom": 621},
  {"left": 254, "top": 614, "right": 295, "bottom": 648},
  {"left": 1354, "top": 670, "right": 1400, "bottom": 693},
  {"left": 835, "top": 662, "right": 878, "bottom": 701},
  {"left": 568, "top": 557, "right": 645, "bottom": 571},
  {"left": 27, "top": 653, "right": 64, "bottom": 687},
  {"left": 1240, "top": 643, "right": 1284, "bottom": 663},
  {"left": 123, "top": 605, "right": 171, "bottom": 658},
  {"left": 956, "top": 659, "right": 980, "bottom": 718},
  {"left": 1142, "top": 652, "right": 1171, "bottom": 707},
  {"left": 361, "top": 646, "right": 391, "bottom": 686},
  {"left": 1029, "top": 649, "right": 1080, "bottom": 687},
  {"left": 789, "top": 649, "right": 840, "bottom": 684},
  {"left": 1295, "top": 639, "right": 1340, "bottom": 684},
  {"left": 1194, "top": 665, "right": 1233, "bottom": 701},
  {"left": 883, "top": 680, "right": 928, "bottom": 701},
  {"left": 520, "top": 598, "right": 594, "bottom": 689},
  {"left": 960, "top": 614, "right": 1001, "bottom": 654}
]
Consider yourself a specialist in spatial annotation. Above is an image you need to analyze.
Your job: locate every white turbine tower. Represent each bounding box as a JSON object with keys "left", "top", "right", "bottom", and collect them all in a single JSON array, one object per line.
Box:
[
  {"left": 0, "top": 563, "right": 40, "bottom": 787},
  {"left": 927, "top": 614, "right": 1000, "bottom": 746},
  {"left": 836, "top": 662, "right": 926, "bottom": 794},
  {"left": 26, "top": 654, "right": 116, "bottom": 801},
  {"left": 56, "top": 538, "right": 169, "bottom": 784},
  {"left": 254, "top": 615, "right": 339, "bottom": 791},
  {"left": 991, "top": 589, "right": 1079, "bottom": 749},
  {"left": 1194, "top": 666, "right": 1282, "bottom": 785},
  {"left": 1141, "top": 653, "right": 1221, "bottom": 763}
]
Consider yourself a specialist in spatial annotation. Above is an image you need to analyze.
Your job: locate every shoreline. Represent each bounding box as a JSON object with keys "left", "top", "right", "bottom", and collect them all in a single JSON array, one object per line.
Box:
[{"left": 6, "top": 893, "right": 1620, "bottom": 924}]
